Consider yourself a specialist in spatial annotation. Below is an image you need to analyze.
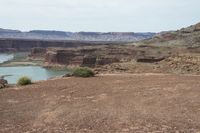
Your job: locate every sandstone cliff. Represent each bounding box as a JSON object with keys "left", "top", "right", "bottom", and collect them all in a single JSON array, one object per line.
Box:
[
  {"left": 0, "top": 39, "right": 119, "bottom": 52},
  {"left": 44, "top": 46, "right": 130, "bottom": 67},
  {"left": 42, "top": 45, "right": 173, "bottom": 67}
]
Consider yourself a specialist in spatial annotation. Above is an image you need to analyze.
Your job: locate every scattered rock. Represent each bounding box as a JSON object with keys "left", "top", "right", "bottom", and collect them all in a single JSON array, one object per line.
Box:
[
  {"left": 0, "top": 79, "right": 8, "bottom": 89},
  {"left": 163, "top": 54, "right": 200, "bottom": 74}
]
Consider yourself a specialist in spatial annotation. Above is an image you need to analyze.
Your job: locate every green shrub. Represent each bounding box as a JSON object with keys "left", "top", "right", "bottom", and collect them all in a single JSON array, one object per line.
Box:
[
  {"left": 17, "top": 76, "right": 32, "bottom": 86},
  {"left": 73, "top": 67, "right": 95, "bottom": 78}
]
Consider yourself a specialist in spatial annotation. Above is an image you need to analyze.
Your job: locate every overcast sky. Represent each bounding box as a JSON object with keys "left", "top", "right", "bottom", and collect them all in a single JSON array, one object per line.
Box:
[{"left": 0, "top": 0, "right": 200, "bottom": 32}]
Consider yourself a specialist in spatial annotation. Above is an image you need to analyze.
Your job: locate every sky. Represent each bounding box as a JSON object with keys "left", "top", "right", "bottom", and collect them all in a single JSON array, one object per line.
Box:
[{"left": 0, "top": 0, "right": 200, "bottom": 32}]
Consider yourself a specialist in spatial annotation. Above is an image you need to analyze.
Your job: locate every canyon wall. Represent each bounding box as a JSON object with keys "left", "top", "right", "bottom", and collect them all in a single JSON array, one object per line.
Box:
[
  {"left": 43, "top": 46, "right": 173, "bottom": 67},
  {"left": 0, "top": 39, "right": 120, "bottom": 52},
  {"left": 44, "top": 46, "right": 136, "bottom": 67}
]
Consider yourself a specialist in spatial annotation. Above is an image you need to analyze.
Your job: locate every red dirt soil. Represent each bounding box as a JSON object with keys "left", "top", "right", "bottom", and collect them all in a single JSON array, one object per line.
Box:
[{"left": 0, "top": 74, "right": 200, "bottom": 132}]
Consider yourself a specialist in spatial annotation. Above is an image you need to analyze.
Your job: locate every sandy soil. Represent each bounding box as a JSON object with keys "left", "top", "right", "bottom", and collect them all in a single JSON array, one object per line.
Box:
[{"left": 0, "top": 74, "right": 200, "bottom": 132}]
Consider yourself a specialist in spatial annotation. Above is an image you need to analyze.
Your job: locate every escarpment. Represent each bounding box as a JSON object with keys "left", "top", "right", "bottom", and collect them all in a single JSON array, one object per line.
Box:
[
  {"left": 44, "top": 46, "right": 132, "bottom": 67},
  {"left": 30, "top": 42, "right": 199, "bottom": 69},
  {"left": 0, "top": 38, "right": 121, "bottom": 52},
  {"left": 39, "top": 45, "right": 174, "bottom": 67}
]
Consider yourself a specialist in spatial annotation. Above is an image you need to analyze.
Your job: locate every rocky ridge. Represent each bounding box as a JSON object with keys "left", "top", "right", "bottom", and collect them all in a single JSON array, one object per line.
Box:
[{"left": 140, "top": 22, "right": 200, "bottom": 47}]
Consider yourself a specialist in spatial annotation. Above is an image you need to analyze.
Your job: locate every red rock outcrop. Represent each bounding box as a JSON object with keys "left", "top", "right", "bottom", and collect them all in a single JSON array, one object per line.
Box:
[
  {"left": 44, "top": 46, "right": 137, "bottom": 67},
  {"left": 0, "top": 38, "right": 121, "bottom": 51},
  {"left": 43, "top": 45, "right": 173, "bottom": 67}
]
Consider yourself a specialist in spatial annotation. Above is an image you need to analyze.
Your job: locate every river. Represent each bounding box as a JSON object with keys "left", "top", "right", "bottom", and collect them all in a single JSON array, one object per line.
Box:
[{"left": 0, "top": 54, "right": 67, "bottom": 84}]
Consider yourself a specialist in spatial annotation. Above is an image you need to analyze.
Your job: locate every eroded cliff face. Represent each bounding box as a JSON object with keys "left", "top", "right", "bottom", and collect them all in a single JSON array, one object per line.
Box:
[
  {"left": 0, "top": 38, "right": 120, "bottom": 52},
  {"left": 30, "top": 44, "right": 200, "bottom": 75},
  {"left": 30, "top": 47, "right": 47, "bottom": 57},
  {"left": 44, "top": 46, "right": 118, "bottom": 67},
  {"left": 44, "top": 46, "right": 127, "bottom": 67},
  {"left": 43, "top": 45, "right": 173, "bottom": 67}
]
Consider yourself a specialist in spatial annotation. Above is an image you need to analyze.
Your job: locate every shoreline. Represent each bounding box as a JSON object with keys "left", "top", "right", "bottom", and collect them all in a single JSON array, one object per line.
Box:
[
  {"left": 0, "top": 52, "right": 41, "bottom": 67},
  {"left": 4, "top": 72, "right": 200, "bottom": 87}
]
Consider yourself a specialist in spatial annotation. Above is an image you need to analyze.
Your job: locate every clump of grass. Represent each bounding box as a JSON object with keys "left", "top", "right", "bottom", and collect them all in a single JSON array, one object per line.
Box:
[
  {"left": 73, "top": 67, "right": 95, "bottom": 78},
  {"left": 17, "top": 76, "right": 32, "bottom": 86}
]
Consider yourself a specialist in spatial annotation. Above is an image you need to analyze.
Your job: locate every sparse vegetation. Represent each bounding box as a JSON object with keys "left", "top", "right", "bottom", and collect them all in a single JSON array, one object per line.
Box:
[
  {"left": 17, "top": 76, "right": 32, "bottom": 86},
  {"left": 73, "top": 67, "right": 95, "bottom": 77}
]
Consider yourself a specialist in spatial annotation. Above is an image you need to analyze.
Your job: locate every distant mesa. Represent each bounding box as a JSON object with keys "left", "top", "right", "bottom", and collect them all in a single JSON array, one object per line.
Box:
[
  {"left": 0, "top": 28, "right": 21, "bottom": 34},
  {"left": 29, "top": 30, "right": 69, "bottom": 37},
  {"left": 0, "top": 28, "right": 155, "bottom": 42}
]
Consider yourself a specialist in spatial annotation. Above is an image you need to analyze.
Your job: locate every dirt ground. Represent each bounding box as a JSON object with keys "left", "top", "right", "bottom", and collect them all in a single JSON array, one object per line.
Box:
[{"left": 0, "top": 74, "right": 200, "bottom": 133}]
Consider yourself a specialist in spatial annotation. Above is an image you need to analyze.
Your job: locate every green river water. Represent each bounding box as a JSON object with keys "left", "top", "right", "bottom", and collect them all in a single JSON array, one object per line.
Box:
[{"left": 0, "top": 54, "right": 67, "bottom": 84}]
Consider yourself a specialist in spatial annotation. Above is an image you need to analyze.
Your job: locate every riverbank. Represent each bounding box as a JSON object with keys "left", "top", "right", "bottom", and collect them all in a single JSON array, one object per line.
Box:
[
  {"left": 0, "top": 53, "right": 73, "bottom": 84},
  {"left": 0, "top": 66, "right": 69, "bottom": 84},
  {"left": 1, "top": 74, "right": 200, "bottom": 132}
]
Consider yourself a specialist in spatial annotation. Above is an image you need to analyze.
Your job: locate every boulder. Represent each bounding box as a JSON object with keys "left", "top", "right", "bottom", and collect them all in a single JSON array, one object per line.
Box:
[{"left": 0, "top": 79, "right": 8, "bottom": 89}]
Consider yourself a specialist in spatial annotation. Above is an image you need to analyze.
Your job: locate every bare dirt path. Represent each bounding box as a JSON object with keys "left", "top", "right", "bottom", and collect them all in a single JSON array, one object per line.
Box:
[{"left": 0, "top": 74, "right": 200, "bottom": 132}]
